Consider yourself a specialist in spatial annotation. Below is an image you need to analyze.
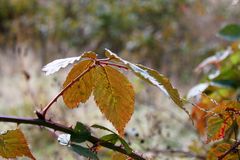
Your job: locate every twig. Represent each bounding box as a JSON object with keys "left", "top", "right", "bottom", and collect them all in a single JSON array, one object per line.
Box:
[
  {"left": 0, "top": 115, "right": 145, "bottom": 160},
  {"left": 149, "top": 149, "right": 205, "bottom": 160},
  {"left": 39, "top": 63, "right": 96, "bottom": 119}
]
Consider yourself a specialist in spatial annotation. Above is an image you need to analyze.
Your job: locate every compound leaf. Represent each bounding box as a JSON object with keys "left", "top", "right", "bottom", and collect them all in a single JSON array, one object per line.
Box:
[
  {"left": 0, "top": 129, "right": 35, "bottom": 160},
  {"left": 93, "top": 66, "right": 134, "bottom": 135},
  {"left": 63, "top": 60, "right": 95, "bottom": 108},
  {"left": 42, "top": 51, "right": 97, "bottom": 75}
]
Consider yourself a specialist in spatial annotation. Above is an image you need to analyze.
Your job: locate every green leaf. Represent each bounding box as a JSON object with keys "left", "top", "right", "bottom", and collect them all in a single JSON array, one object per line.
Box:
[
  {"left": 92, "top": 124, "right": 132, "bottom": 154},
  {"left": 118, "top": 137, "right": 132, "bottom": 154},
  {"left": 71, "top": 122, "right": 91, "bottom": 143},
  {"left": 71, "top": 144, "right": 99, "bottom": 160},
  {"left": 105, "top": 49, "right": 183, "bottom": 108},
  {"left": 218, "top": 24, "right": 240, "bottom": 41},
  {"left": 91, "top": 124, "right": 116, "bottom": 134},
  {"left": 100, "top": 134, "right": 118, "bottom": 144}
]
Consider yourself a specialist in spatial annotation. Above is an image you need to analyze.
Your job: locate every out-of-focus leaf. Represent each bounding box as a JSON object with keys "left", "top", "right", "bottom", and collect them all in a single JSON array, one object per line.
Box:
[
  {"left": 0, "top": 129, "right": 35, "bottom": 160},
  {"left": 207, "top": 101, "right": 240, "bottom": 143},
  {"left": 71, "top": 144, "right": 99, "bottom": 160},
  {"left": 100, "top": 134, "right": 118, "bottom": 144},
  {"left": 111, "top": 152, "right": 129, "bottom": 160},
  {"left": 207, "top": 143, "right": 237, "bottom": 160},
  {"left": 42, "top": 51, "right": 97, "bottom": 75},
  {"left": 63, "top": 60, "right": 94, "bottom": 108},
  {"left": 194, "top": 48, "right": 232, "bottom": 73},
  {"left": 187, "top": 83, "right": 209, "bottom": 99},
  {"left": 71, "top": 122, "right": 91, "bottom": 143},
  {"left": 218, "top": 24, "right": 240, "bottom": 41},
  {"left": 58, "top": 134, "right": 70, "bottom": 146},
  {"left": 105, "top": 49, "right": 183, "bottom": 108},
  {"left": 93, "top": 66, "right": 134, "bottom": 135}
]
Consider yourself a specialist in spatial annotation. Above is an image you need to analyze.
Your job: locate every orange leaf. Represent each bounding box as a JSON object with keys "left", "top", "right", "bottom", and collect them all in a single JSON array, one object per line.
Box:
[
  {"left": 63, "top": 60, "right": 95, "bottom": 108},
  {"left": 206, "top": 101, "right": 240, "bottom": 143},
  {"left": 93, "top": 66, "right": 134, "bottom": 135},
  {"left": 0, "top": 129, "right": 35, "bottom": 160}
]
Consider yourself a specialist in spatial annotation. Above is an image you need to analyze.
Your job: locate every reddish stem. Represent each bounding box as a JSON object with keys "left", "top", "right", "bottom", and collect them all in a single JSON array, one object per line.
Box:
[
  {"left": 39, "top": 63, "right": 96, "bottom": 119},
  {"left": 99, "top": 61, "right": 128, "bottom": 70}
]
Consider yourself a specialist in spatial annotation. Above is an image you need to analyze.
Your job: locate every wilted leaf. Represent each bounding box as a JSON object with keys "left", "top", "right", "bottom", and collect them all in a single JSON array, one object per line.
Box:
[
  {"left": 111, "top": 152, "right": 129, "bottom": 160},
  {"left": 42, "top": 51, "right": 97, "bottom": 75},
  {"left": 93, "top": 66, "right": 134, "bottom": 135},
  {"left": 218, "top": 24, "right": 240, "bottom": 41},
  {"left": 63, "top": 60, "right": 95, "bottom": 108},
  {"left": 0, "top": 129, "right": 35, "bottom": 160},
  {"left": 207, "top": 143, "right": 237, "bottom": 160},
  {"left": 105, "top": 49, "right": 183, "bottom": 108},
  {"left": 71, "top": 144, "right": 99, "bottom": 160}
]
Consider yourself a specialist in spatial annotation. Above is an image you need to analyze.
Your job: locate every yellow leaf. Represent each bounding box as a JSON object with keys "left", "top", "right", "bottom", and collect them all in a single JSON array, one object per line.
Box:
[
  {"left": 63, "top": 60, "right": 95, "bottom": 108},
  {"left": 93, "top": 66, "right": 134, "bottom": 135},
  {"left": 111, "top": 152, "right": 129, "bottom": 160},
  {"left": 0, "top": 129, "right": 35, "bottom": 160}
]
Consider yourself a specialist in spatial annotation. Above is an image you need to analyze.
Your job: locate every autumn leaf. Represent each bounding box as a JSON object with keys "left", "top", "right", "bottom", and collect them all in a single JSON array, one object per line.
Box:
[
  {"left": 105, "top": 49, "right": 183, "bottom": 108},
  {"left": 93, "top": 66, "right": 134, "bottom": 135},
  {"left": 63, "top": 60, "right": 95, "bottom": 108},
  {"left": 206, "top": 101, "right": 240, "bottom": 143},
  {"left": 42, "top": 51, "right": 97, "bottom": 75},
  {"left": 0, "top": 129, "right": 35, "bottom": 160},
  {"left": 207, "top": 143, "right": 237, "bottom": 160}
]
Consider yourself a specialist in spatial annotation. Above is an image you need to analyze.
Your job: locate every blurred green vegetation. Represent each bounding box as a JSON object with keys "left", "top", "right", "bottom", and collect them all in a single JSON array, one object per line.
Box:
[
  {"left": 1, "top": 0, "right": 239, "bottom": 82},
  {"left": 0, "top": 0, "right": 240, "bottom": 159}
]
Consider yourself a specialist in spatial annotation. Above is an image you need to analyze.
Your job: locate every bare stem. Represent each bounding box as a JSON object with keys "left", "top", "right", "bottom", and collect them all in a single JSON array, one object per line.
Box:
[
  {"left": 40, "top": 63, "right": 96, "bottom": 119},
  {"left": 99, "top": 61, "right": 128, "bottom": 70},
  {"left": 0, "top": 115, "right": 145, "bottom": 160}
]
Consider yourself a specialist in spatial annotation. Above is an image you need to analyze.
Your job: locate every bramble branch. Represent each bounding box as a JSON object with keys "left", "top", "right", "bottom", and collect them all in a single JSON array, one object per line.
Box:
[{"left": 0, "top": 115, "right": 145, "bottom": 160}]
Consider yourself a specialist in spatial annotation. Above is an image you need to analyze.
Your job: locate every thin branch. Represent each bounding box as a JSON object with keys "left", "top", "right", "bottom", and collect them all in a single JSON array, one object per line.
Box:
[
  {"left": 218, "top": 141, "right": 240, "bottom": 160},
  {"left": 39, "top": 62, "right": 96, "bottom": 119},
  {"left": 149, "top": 149, "right": 205, "bottom": 160},
  {"left": 99, "top": 61, "right": 128, "bottom": 70},
  {"left": 0, "top": 115, "right": 145, "bottom": 160}
]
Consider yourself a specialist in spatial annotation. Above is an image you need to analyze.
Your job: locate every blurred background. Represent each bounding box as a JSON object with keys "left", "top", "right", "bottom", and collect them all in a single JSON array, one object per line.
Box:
[{"left": 0, "top": 0, "right": 239, "bottom": 159}]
